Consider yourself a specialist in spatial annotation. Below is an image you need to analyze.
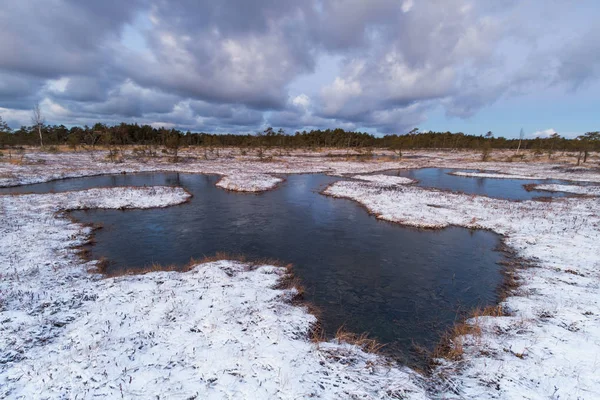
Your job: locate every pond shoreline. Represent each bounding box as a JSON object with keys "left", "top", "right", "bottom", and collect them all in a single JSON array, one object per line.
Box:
[
  {"left": 1, "top": 149, "right": 599, "bottom": 399},
  {"left": 0, "top": 185, "right": 427, "bottom": 399}
]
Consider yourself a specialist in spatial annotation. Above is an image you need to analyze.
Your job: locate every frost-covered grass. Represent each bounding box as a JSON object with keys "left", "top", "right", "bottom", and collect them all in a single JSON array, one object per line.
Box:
[
  {"left": 0, "top": 150, "right": 416, "bottom": 191},
  {"left": 216, "top": 173, "right": 283, "bottom": 192},
  {"left": 450, "top": 171, "right": 539, "bottom": 180},
  {"left": 0, "top": 186, "right": 426, "bottom": 399},
  {"left": 2, "top": 149, "right": 599, "bottom": 192},
  {"left": 353, "top": 174, "right": 415, "bottom": 186},
  {"left": 532, "top": 183, "right": 600, "bottom": 196},
  {"left": 324, "top": 180, "right": 600, "bottom": 399}
]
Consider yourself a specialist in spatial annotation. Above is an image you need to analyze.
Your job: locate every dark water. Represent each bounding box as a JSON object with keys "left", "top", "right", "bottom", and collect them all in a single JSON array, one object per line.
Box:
[
  {"left": 2, "top": 173, "right": 505, "bottom": 365},
  {"left": 381, "top": 168, "right": 576, "bottom": 200},
  {"left": 0, "top": 173, "right": 179, "bottom": 194}
]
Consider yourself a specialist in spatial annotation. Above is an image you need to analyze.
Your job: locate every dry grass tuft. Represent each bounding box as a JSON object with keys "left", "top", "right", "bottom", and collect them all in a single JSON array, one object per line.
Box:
[
  {"left": 564, "top": 268, "right": 585, "bottom": 277},
  {"left": 429, "top": 304, "right": 506, "bottom": 364},
  {"left": 333, "top": 326, "right": 386, "bottom": 353},
  {"left": 185, "top": 252, "right": 249, "bottom": 269},
  {"left": 473, "top": 304, "right": 506, "bottom": 318},
  {"left": 76, "top": 248, "right": 92, "bottom": 261},
  {"left": 308, "top": 320, "right": 326, "bottom": 343},
  {"left": 92, "top": 257, "right": 110, "bottom": 274},
  {"left": 533, "top": 196, "right": 555, "bottom": 202},
  {"left": 186, "top": 252, "right": 290, "bottom": 271},
  {"left": 101, "top": 262, "right": 180, "bottom": 277},
  {"left": 7, "top": 158, "right": 25, "bottom": 165},
  {"left": 97, "top": 252, "right": 298, "bottom": 285},
  {"left": 274, "top": 272, "right": 306, "bottom": 303},
  {"left": 430, "top": 322, "right": 479, "bottom": 362}
]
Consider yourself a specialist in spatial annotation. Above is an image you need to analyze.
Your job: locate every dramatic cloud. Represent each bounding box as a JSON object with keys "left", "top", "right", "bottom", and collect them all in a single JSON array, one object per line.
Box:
[{"left": 0, "top": 0, "right": 598, "bottom": 134}]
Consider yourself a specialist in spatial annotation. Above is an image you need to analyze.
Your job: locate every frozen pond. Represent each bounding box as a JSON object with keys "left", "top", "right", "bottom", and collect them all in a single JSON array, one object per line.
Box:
[{"left": 3, "top": 173, "right": 505, "bottom": 365}]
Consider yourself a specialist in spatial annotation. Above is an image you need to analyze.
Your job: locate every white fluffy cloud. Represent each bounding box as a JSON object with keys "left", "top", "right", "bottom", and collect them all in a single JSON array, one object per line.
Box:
[
  {"left": 531, "top": 128, "right": 558, "bottom": 138},
  {"left": 530, "top": 129, "right": 584, "bottom": 139}
]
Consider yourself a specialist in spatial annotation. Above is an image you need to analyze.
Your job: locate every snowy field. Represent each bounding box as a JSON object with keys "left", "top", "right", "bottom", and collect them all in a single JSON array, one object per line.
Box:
[
  {"left": 532, "top": 183, "right": 600, "bottom": 196},
  {"left": 1, "top": 149, "right": 600, "bottom": 399},
  {"left": 353, "top": 174, "right": 416, "bottom": 186},
  {"left": 1, "top": 148, "right": 600, "bottom": 189},
  {"left": 449, "top": 171, "right": 541, "bottom": 180}
]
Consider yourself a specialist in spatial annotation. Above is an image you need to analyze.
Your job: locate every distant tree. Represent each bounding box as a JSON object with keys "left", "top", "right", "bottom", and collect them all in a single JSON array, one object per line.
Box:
[
  {"left": 0, "top": 116, "right": 9, "bottom": 132},
  {"left": 165, "top": 129, "right": 181, "bottom": 162},
  {"left": 0, "top": 116, "right": 11, "bottom": 149},
  {"left": 407, "top": 128, "right": 419, "bottom": 148},
  {"left": 31, "top": 103, "right": 45, "bottom": 148},
  {"left": 577, "top": 132, "right": 600, "bottom": 164},
  {"left": 67, "top": 132, "right": 79, "bottom": 150},
  {"left": 547, "top": 132, "right": 561, "bottom": 158},
  {"left": 390, "top": 136, "right": 403, "bottom": 156},
  {"left": 481, "top": 140, "right": 492, "bottom": 161},
  {"left": 100, "top": 130, "right": 121, "bottom": 162},
  {"left": 84, "top": 130, "right": 102, "bottom": 149}
]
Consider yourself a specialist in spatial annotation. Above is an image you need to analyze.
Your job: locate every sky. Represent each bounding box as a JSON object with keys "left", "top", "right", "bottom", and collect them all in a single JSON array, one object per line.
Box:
[{"left": 0, "top": 0, "right": 598, "bottom": 138}]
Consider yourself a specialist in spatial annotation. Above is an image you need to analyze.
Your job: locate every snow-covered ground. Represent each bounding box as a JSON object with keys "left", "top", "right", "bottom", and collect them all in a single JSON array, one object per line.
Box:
[
  {"left": 532, "top": 183, "right": 600, "bottom": 196},
  {"left": 353, "top": 174, "right": 415, "bottom": 186},
  {"left": 1, "top": 149, "right": 599, "bottom": 191},
  {"left": 324, "top": 180, "right": 600, "bottom": 399},
  {"left": 216, "top": 173, "right": 283, "bottom": 192},
  {"left": 0, "top": 186, "right": 426, "bottom": 399},
  {"left": 450, "top": 171, "right": 539, "bottom": 180},
  {"left": 2, "top": 149, "right": 600, "bottom": 399}
]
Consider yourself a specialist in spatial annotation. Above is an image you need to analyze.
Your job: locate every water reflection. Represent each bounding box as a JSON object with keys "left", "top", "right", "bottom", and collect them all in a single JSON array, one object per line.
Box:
[
  {"left": 382, "top": 168, "right": 575, "bottom": 200},
  {"left": 4, "top": 173, "right": 505, "bottom": 366}
]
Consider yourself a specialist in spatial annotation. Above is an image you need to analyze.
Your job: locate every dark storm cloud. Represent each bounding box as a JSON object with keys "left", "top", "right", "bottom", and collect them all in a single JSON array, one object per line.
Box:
[
  {"left": 0, "top": 0, "right": 598, "bottom": 133},
  {"left": 0, "top": 72, "right": 46, "bottom": 109},
  {"left": 191, "top": 101, "right": 265, "bottom": 129},
  {"left": 79, "top": 82, "right": 179, "bottom": 118},
  {"left": 48, "top": 76, "right": 120, "bottom": 103},
  {"left": 0, "top": 0, "right": 142, "bottom": 78}
]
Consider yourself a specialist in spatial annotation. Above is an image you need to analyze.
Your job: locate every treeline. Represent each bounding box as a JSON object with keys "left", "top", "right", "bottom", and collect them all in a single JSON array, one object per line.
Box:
[{"left": 0, "top": 119, "right": 598, "bottom": 153}]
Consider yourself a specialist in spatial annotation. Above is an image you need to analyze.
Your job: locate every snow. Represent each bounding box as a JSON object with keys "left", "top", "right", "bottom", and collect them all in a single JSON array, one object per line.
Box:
[
  {"left": 450, "top": 171, "right": 539, "bottom": 180},
  {"left": 324, "top": 179, "right": 600, "bottom": 399},
  {"left": 0, "top": 150, "right": 412, "bottom": 191},
  {"left": 60, "top": 186, "right": 191, "bottom": 210},
  {"left": 0, "top": 186, "right": 426, "bottom": 399},
  {"left": 1, "top": 150, "right": 600, "bottom": 191},
  {"left": 532, "top": 183, "right": 600, "bottom": 196},
  {"left": 353, "top": 174, "right": 415, "bottom": 186},
  {"left": 216, "top": 173, "right": 283, "bottom": 192}
]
